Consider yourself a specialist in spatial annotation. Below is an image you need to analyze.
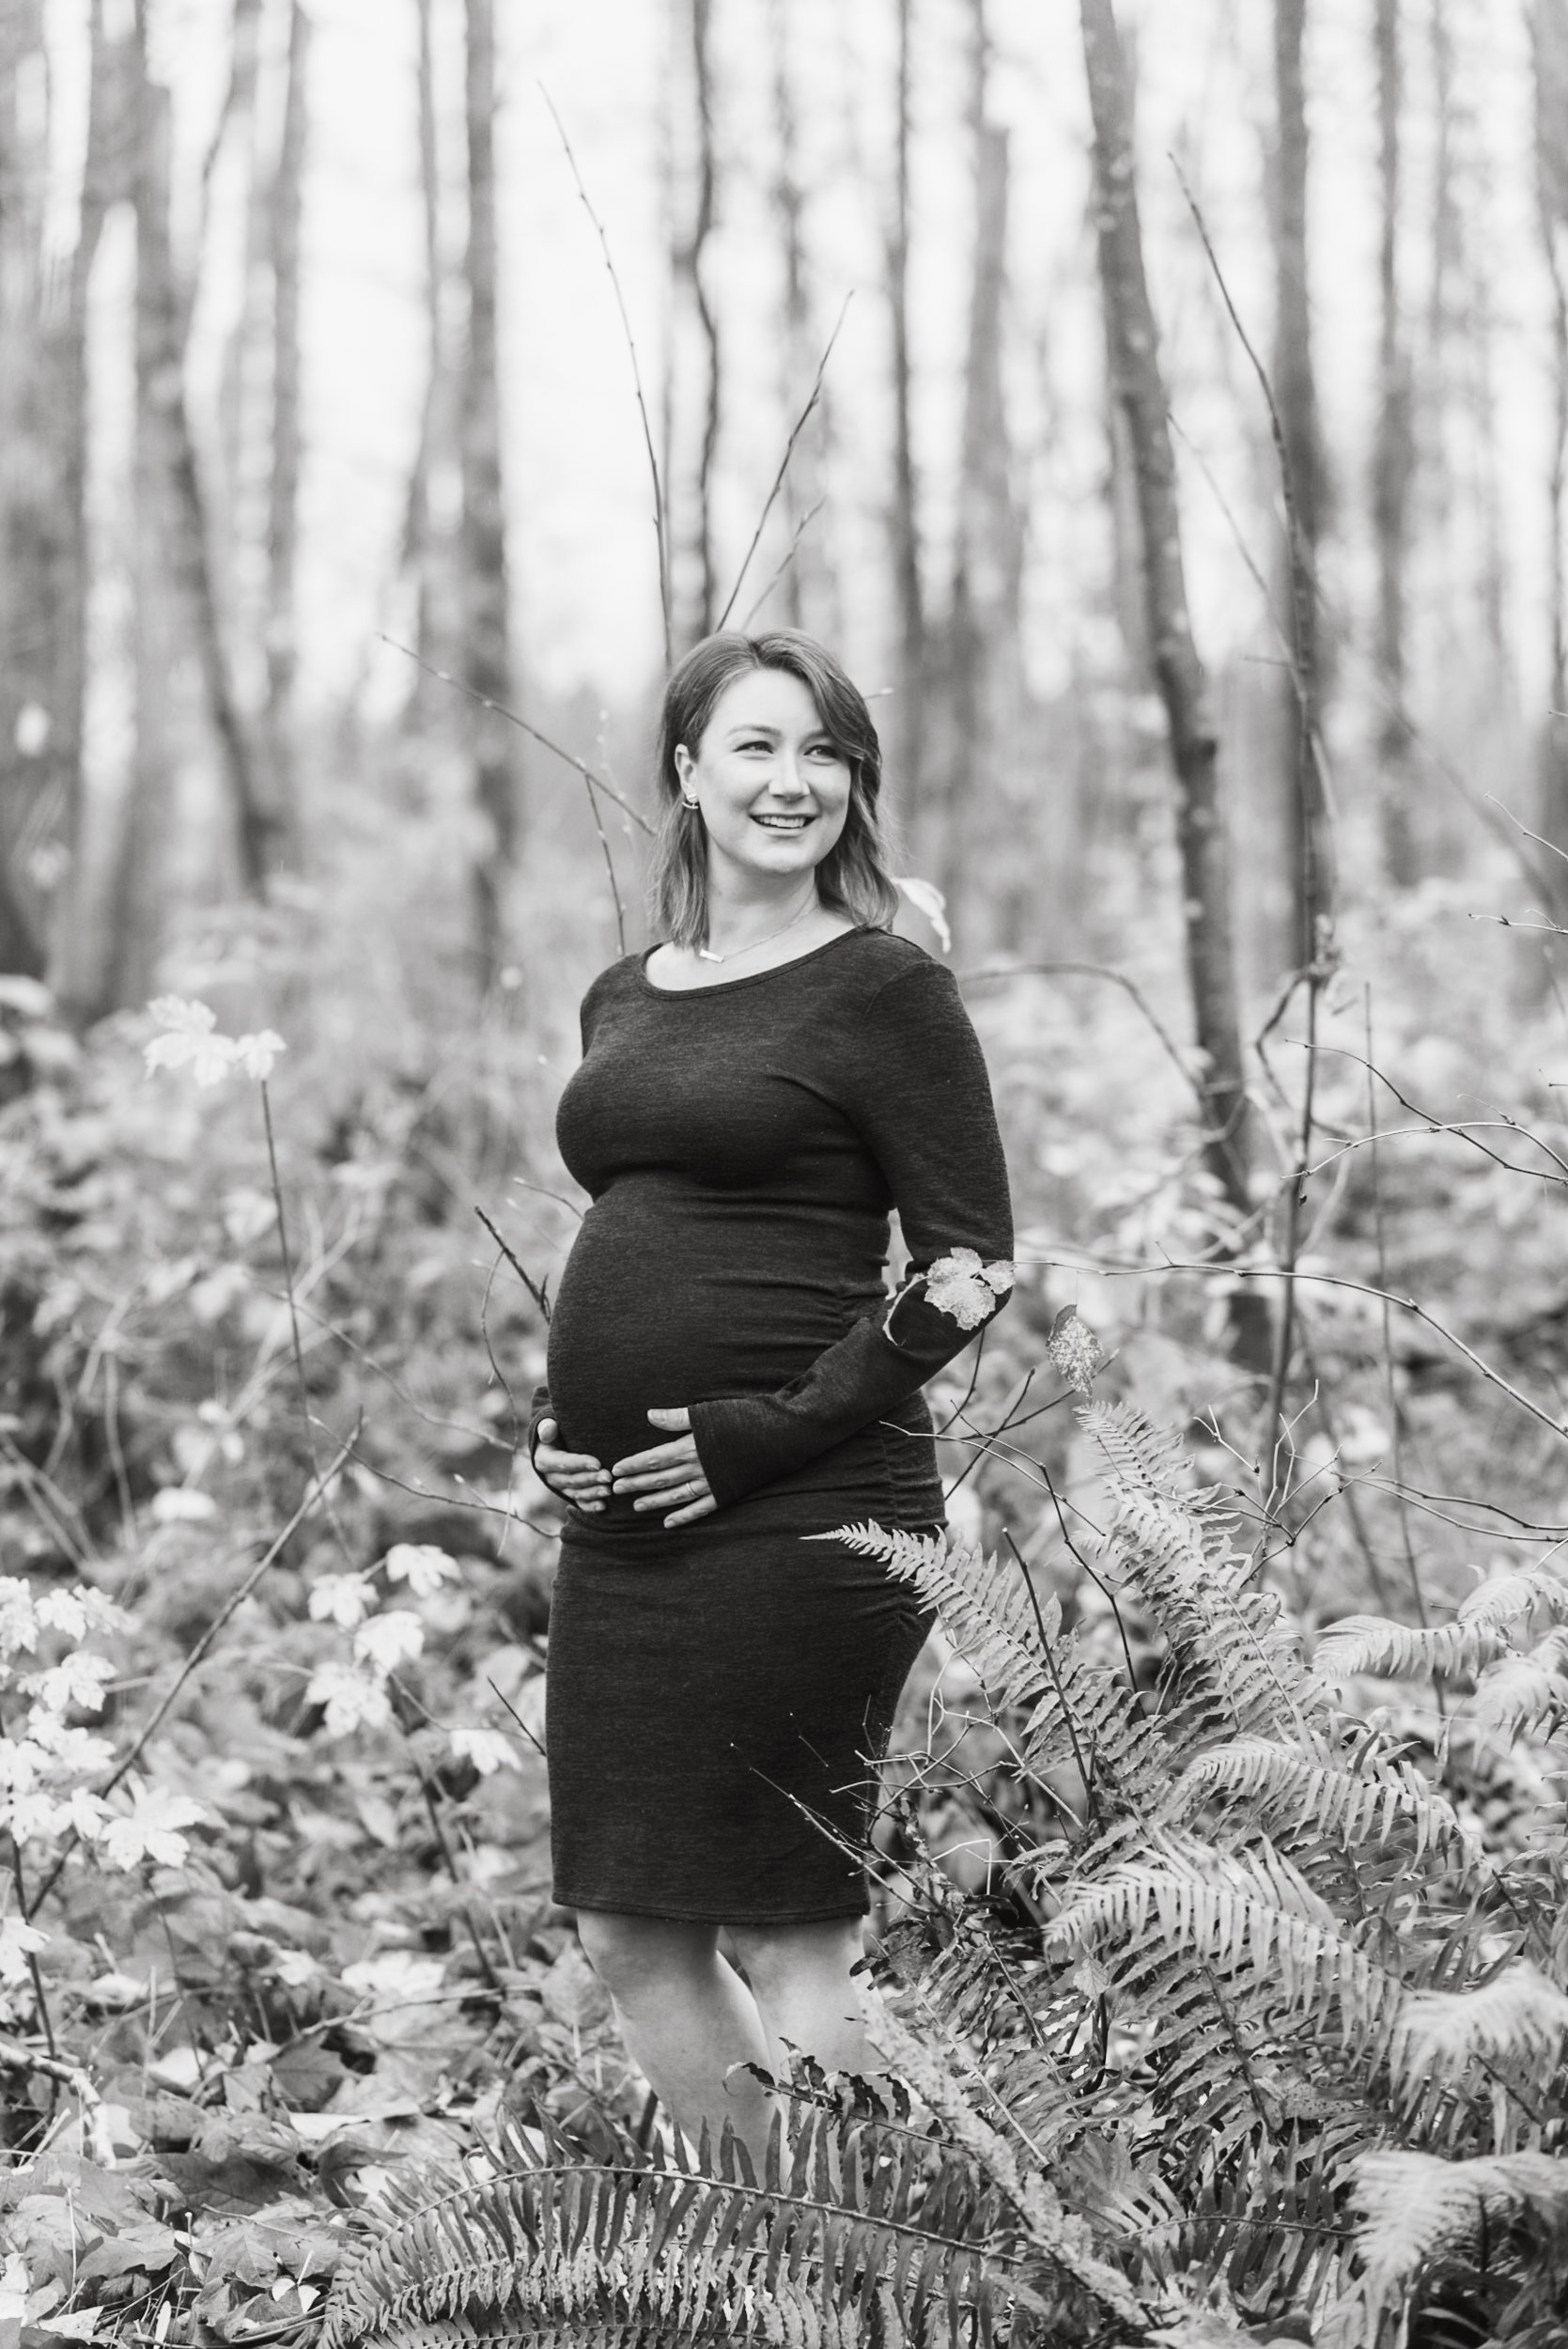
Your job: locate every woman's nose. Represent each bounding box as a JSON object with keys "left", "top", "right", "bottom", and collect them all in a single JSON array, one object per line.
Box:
[{"left": 769, "top": 761, "right": 810, "bottom": 798}]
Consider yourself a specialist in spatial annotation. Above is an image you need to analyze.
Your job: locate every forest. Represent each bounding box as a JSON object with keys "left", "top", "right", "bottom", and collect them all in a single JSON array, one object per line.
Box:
[{"left": 4, "top": 0, "right": 1568, "bottom": 2341}]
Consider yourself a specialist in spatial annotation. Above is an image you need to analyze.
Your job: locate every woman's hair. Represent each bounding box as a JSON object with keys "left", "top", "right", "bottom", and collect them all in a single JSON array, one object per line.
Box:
[{"left": 648, "top": 630, "right": 902, "bottom": 949}]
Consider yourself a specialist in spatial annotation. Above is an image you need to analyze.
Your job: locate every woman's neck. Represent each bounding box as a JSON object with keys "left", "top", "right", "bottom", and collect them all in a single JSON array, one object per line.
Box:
[{"left": 701, "top": 878, "right": 821, "bottom": 957}]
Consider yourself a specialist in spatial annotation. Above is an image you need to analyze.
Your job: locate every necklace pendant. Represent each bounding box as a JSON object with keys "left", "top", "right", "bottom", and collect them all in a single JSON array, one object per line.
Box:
[{"left": 696, "top": 948, "right": 722, "bottom": 964}]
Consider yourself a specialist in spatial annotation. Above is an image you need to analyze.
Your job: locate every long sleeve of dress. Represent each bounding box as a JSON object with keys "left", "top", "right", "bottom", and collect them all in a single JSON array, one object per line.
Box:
[{"left": 687, "top": 958, "right": 1013, "bottom": 1510}]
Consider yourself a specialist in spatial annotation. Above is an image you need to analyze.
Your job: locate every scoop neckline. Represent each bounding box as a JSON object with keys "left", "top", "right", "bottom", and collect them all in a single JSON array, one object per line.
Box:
[{"left": 637, "top": 924, "right": 869, "bottom": 998}]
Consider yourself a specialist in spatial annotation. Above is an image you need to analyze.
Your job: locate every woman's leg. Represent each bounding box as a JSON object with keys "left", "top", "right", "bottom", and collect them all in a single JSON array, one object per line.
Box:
[
  {"left": 727, "top": 1916, "right": 874, "bottom": 2079},
  {"left": 575, "top": 1908, "right": 776, "bottom": 2166}
]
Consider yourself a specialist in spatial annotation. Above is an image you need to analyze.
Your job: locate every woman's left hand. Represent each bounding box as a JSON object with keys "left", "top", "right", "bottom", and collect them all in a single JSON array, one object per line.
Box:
[{"left": 611, "top": 1408, "right": 718, "bottom": 1527}]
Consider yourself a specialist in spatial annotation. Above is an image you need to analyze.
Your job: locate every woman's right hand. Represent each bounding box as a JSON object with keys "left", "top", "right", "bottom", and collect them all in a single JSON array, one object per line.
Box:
[{"left": 532, "top": 1419, "right": 610, "bottom": 1512}]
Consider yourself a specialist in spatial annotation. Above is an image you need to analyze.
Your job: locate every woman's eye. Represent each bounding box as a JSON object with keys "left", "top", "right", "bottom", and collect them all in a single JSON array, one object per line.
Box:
[{"left": 805, "top": 742, "right": 841, "bottom": 762}]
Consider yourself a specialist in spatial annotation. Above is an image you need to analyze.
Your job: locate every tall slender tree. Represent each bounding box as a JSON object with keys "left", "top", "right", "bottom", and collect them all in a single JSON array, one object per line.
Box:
[
  {"left": 1271, "top": 0, "right": 1331, "bottom": 973},
  {"left": 265, "top": 0, "right": 310, "bottom": 832},
  {"left": 0, "top": 0, "right": 57, "bottom": 976},
  {"left": 50, "top": 0, "right": 122, "bottom": 1014},
  {"left": 767, "top": 0, "right": 834, "bottom": 638},
  {"left": 1079, "top": 0, "right": 1270, "bottom": 1377},
  {"left": 460, "top": 0, "right": 518, "bottom": 986},
  {"left": 1374, "top": 0, "right": 1417, "bottom": 886},
  {"left": 104, "top": 31, "right": 180, "bottom": 1012},
  {"left": 671, "top": 0, "right": 721, "bottom": 649},
  {"left": 944, "top": 0, "right": 1022, "bottom": 945},
  {"left": 886, "top": 0, "right": 927, "bottom": 851},
  {"left": 1531, "top": 0, "right": 1568, "bottom": 879}
]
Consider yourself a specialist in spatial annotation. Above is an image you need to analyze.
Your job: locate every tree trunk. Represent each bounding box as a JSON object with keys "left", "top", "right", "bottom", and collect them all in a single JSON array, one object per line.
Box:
[
  {"left": 1373, "top": 0, "right": 1417, "bottom": 887},
  {"left": 460, "top": 0, "right": 517, "bottom": 988},
  {"left": 886, "top": 0, "right": 927, "bottom": 851},
  {"left": 0, "top": 0, "right": 54, "bottom": 976},
  {"left": 265, "top": 0, "right": 310, "bottom": 836},
  {"left": 104, "top": 53, "right": 180, "bottom": 1013},
  {"left": 766, "top": 0, "right": 834, "bottom": 638},
  {"left": 49, "top": 0, "right": 121, "bottom": 1016},
  {"left": 1532, "top": 1, "right": 1568, "bottom": 881},
  {"left": 1078, "top": 0, "right": 1270, "bottom": 1377},
  {"left": 671, "top": 0, "right": 721, "bottom": 648},
  {"left": 944, "top": 1, "right": 1022, "bottom": 949},
  {"left": 402, "top": 0, "right": 446, "bottom": 677},
  {"left": 1271, "top": 0, "right": 1330, "bottom": 974}
]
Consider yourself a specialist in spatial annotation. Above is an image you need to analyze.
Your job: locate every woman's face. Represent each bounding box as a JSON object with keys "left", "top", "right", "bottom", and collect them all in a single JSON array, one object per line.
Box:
[{"left": 675, "top": 667, "right": 853, "bottom": 891}]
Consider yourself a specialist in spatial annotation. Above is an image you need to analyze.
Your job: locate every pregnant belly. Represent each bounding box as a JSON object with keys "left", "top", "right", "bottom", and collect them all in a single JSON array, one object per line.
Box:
[{"left": 545, "top": 1195, "right": 876, "bottom": 1473}]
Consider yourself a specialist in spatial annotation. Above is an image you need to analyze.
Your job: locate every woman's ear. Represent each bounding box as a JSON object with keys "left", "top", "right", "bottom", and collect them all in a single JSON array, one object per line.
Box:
[{"left": 674, "top": 742, "right": 694, "bottom": 789}]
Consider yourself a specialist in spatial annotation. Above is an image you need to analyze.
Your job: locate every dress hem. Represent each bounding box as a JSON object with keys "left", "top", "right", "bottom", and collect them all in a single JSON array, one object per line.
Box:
[{"left": 553, "top": 1889, "right": 870, "bottom": 1926}]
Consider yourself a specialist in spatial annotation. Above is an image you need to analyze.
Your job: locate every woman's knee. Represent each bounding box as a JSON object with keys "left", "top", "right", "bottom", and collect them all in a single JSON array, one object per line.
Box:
[
  {"left": 575, "top": 1908, "right": 718, "bottom": 2002},
  {"left": 730, "top": 1915, "right": 864, "bottom": 1992}
]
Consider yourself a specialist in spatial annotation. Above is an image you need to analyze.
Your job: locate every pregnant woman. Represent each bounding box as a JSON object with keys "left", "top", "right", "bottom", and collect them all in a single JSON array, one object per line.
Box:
[{"left": 528, "top": 629, "right": 1013, "bottom": 2162}]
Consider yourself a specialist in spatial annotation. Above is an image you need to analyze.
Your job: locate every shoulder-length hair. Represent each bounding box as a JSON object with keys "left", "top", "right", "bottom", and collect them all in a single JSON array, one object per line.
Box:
[{"left": 648, "top": 630, "right": 902, "bottom": 949}]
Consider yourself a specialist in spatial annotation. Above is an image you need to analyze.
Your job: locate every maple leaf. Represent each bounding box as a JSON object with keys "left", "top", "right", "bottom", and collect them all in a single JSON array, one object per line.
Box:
[
  {"left": 308, "top": 1573, "right": 375, "bottom": 1628},
  {"left": 353, "top": 1610, "right": 425, "bottom": 1674},
  {"left": 143, "top": 998, "right": 236, "bottom": 1085},
  {"left": 1048, "top": 1304, "right": 1106, "bottom": 1394},
  {"left": 924, "top": 1247, "right": 1016, "bottom": 1332},
  {"left": 382, "top": 1543, "right": 459, "bottom": 1596},
  {"left": 0, "top": 1579, "right": 39, "bottom": 1657},
  {"left": 23, "top": 1651, "right": 114, "bottom": 1717},
  {"left": 101, "top": 1787, "right": 206, "bottom": 1870},
  {"left": 450, "top": 1727, "right": 520, "bottom": 1776},
  {"left": 0, "top": 1916, "right": 47, "bottom": 1986},
  {"left": 306, "top": 1660, "right": 393, "bottom": 1736},
  {"left": 230, "top": 1029, "right": 287, "bottom": 1081},
  {"left": 6, "top": 1790, "right": 68, "bottom": 1843}
]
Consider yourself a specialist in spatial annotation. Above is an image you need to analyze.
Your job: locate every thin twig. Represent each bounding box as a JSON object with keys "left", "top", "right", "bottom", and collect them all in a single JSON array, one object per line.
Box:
[
  {"left": 474, "top": 1205, "right": 551, "bottom": 1323},
  {"left": 959, "top": 960, "right": 1203, "bottom": 1103},
  {"left": 739, "top": 496, "right": 826, "bottom": 631},
  {"left": 1364, "top": 987, "right": 1432, "bottom": 1637},
  {"left": 715, "top": 296, "right": 850, "bottom": 631},
  {"left": 381, "top": 635, "right": 653, "bottom": 835},
  {"left": 31, "top": 1427, "right": 360, "bottom": 1911},
  {"left": 1026, "top": 1250, "right": 1568, "bottom": 1452},
  {"left": 540, "top": 86, "right": 671, "bottom": 665}
]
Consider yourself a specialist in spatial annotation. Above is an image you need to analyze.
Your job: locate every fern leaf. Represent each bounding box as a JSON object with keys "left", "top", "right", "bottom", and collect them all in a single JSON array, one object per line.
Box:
[
  {"left": 1312, "top": 1571, "right": 1568, "bottom": 1688},
  {"left": 1077, "top": 1396, "right": 1193, "bottom": 1501},
  {"left": 1469, "top": 1623, "right": 1568, "bottom": 1737},
  {"left": 318, "top": 2122, "right": 1030, "bottom": 2349},
  {"left": 1352, "top": 2147, "right": 1568, "bottom": 2309},
  {"left": 828, "top": 1522, "right": 1047, "bottom": 1721},
  {"left": 1043, "top": 1838, "right": 1406, "bottom": 2057},
  {"left": 1169, "top": 1735, "right": 1484, "bottom": 1872},
  {"left": 1081, "top": 1400, "right": 1320, "bottom": 1742},
  {"left": 863, "top": 1992, "right": 1147, "bottom": 2326},
  {"left": 1387, "top": 1959, "right": 1568, "bottom": 2103}
]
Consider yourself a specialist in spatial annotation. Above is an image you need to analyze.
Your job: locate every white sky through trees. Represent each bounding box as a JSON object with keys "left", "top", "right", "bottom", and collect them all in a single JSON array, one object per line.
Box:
[{"left": 36, "top": 0, "right": 1553, "bottom": 749}]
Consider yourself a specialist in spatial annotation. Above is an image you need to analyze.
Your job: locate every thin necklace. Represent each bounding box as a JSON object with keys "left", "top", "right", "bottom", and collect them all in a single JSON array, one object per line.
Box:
[{"left": 696, "top": 895, "right": 819, "bottom": 966}]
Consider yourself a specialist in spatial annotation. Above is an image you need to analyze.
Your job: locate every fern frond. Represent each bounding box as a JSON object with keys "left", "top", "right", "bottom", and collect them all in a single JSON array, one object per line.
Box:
[
  {"left": 1169, "top": 1735, "right": 1484, "bottom": 1873},
  {"left": 1043, "top": 1837, "right": 1406, "bottom": 2058},
  {"left": 1077, "top": 1396, "right": 1194, "bottom": 1502},
  {"left": 1313, "top": 1571, "right": 1568, "bottom": 1688},
  {"left": 1387, "top": 1959, "right": 1568, "bottom": 2103},
  {"left": 835, "top": 1518, "right": 1172, "bottom": 1814},
  {"left": 1352, "top": 2147, "right": 1568, "bottom": 2309},
  {"left": 318, "top": 2112, "right": 1029, "bottom": 2349},
  {"left": 1469, "top": 1624, "right": 1568, "bottom": 1737},
  {"left": 1017, "top": 1641, "right": 1172, "bottom": 1817},
  {"left": 829, "top": 1521, "right": 1048, "bottom": 1720},
  {"left": 863, "top": 1993, "right": 1147, "bottom": 2326},
  {"left": 1081, "top": 1403, "right": 1320, "bottom": 1744}
]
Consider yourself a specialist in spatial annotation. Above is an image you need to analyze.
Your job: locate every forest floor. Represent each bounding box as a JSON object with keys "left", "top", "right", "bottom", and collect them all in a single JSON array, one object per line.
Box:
[{"left": 3, "top": 865, "right": 1567, "bottom": 2342}]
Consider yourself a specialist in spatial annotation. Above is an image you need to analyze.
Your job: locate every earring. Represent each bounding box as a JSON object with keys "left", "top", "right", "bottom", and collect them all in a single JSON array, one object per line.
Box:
[{"left": 681, "top": 795, "right": 701, "bottom": 810}]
